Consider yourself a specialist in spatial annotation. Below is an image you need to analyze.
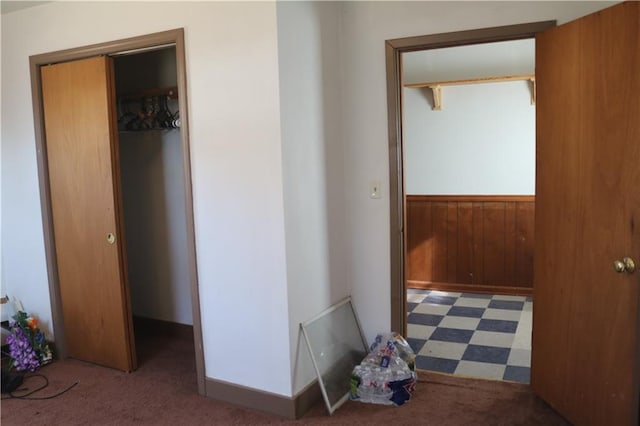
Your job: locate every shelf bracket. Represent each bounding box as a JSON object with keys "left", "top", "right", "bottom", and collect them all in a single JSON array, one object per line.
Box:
[
  {"left": 528, "top": 77, "right": 536, "bottom": 106},
  {"left": 430, "top": 85, "right": 442, "bottom": 110}
]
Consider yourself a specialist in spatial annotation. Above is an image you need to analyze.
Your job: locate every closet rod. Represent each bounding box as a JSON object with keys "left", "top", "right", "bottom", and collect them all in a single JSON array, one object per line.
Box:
[{"left": 110, "top": 43, "right": 176, "bottom": 57}]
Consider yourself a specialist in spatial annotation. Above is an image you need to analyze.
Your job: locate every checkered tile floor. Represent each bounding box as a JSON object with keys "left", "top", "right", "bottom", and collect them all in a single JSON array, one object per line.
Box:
[{"left": 407, "top": 289, "right": 532, "bottom": 383}]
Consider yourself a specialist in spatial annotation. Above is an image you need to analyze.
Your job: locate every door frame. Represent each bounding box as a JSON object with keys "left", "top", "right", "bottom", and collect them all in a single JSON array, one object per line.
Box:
[
  {"left": 385, "top": 21, "right": 555, "bottom": 336},
  {"left": 29, "top": 28, "right": 206, "bottom": 395}
]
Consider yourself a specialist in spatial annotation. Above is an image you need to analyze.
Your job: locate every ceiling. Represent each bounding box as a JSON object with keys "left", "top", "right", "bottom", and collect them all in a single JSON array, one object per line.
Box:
[{"left": 1, "top": 1, "right": 50, "bottom": 15}]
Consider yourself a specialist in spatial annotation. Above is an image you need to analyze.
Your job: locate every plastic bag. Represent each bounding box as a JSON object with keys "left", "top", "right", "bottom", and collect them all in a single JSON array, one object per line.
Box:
[{"left": 350, "top": 332, "right": 418, "bottom": 406}]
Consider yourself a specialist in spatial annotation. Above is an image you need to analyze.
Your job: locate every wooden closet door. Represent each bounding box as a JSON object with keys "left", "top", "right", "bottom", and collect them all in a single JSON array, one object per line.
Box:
[{"left": 41, "top": 56, "right": 135, "bottom": 371}]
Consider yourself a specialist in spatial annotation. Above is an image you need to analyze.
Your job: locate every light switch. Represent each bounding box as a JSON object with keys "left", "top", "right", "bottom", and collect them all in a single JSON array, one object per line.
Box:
[{"left": 370, "top": 181, "right": 381, "bottom": 199}]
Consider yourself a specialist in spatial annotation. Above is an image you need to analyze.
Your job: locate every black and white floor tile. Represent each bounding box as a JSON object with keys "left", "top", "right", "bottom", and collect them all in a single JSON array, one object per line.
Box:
[{"left": 406, "top": 289, "right": 532, "bottom": 383}]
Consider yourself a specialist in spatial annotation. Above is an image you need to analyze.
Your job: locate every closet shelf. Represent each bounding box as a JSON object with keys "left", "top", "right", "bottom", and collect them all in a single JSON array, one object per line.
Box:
[
  {"left": 119, "top": 86, "right": 178, "bottom": 101},
  {"left": 404, "top": 74, "right": 535, "bottom": 110}
]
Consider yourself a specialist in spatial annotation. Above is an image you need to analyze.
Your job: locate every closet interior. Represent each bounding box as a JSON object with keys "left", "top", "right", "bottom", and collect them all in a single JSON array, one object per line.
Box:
[{"left": 113, "top": 46, "right": 194, "bottom": 366}]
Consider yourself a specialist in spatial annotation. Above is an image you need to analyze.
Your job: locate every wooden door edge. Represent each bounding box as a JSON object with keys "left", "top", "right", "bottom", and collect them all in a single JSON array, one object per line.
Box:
[{"left": 106, "top": 56, "right": 137, "bottom": 371}]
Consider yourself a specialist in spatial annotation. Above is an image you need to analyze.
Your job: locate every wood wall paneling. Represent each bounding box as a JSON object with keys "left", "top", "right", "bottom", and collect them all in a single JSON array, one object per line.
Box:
[
  {"left": 446, "top": 202, "right": 458, "bottom": 283},
  {"left": 472, "top": 201, "right": 485, "bottom": 285},
  {"left": 407, "top": 200, "right": 429, "bottom": 281},
  {"left": 505, "top": 202, "right": 517, "bottom": 284},
  {"left": 432, "top": 202, "right": 449, "bottom": 282},
  {"left": 483, "top": 202, "right": 506, "bottom": 286},
  {"left": 515, "top": 202, "right": 535, "bottom": 287},
  {"left": 457, "top": 202, "right": 474, "bottom": 284},
  {"left": 406, "top": 195, "right": 535, "bottom": 294}
]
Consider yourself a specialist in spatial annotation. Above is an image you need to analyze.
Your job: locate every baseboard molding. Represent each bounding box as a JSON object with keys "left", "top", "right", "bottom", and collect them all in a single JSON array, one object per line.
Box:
[
  {"left": 408, "top": 280, "right": 533, "bottom": 296},
  {"left": 204, "top": 376, "right": 321, "bottom": 419},
  {"left": 132, "top": 316, "right": 193, "bottom": 339},
  {"left": 294, "top": 379, "right": 322, "bottom": 418}
]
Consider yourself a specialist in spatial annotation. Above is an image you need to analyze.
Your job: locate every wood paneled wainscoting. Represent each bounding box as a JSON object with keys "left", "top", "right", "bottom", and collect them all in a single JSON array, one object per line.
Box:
[{"left": 406, "top": 195, "right": 535, "bottom": 295}]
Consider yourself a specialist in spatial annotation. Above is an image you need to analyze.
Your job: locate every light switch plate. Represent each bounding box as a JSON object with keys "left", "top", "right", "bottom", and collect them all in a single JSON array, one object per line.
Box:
[{"left": 369, "top": 181, "right": 381, "bottom": 199}]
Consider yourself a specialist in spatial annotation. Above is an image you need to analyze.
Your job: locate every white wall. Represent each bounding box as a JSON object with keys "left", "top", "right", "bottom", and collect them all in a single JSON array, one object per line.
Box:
[
  {"left": 340, "top": 1, "right": 616, "bottom": 344},
  {"left": 0, "top": 10, "right": 3, "bottom": 320},
  {"left": 1, "top": 1, "right": 291, "bottom": 396},
  {"left": 403, "top": 81, "right": 536, "bottom": 195},
  {"left": 403, "top": 39, "right": 535, "bottom": 84},
  {"left": 403, "top": 39, "right": 535, "bottom": 195},
  {"left": 119, "top": 130, "right": 194, "bottom": 325},
  {"left": 276, "top": 1, "right": 348, "bottom": 395}
]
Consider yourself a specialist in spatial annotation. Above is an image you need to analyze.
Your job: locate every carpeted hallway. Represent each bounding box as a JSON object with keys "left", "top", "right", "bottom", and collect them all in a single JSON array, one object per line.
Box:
[{"left": 1, "top": 325, "right": 567, "bottom": 425}]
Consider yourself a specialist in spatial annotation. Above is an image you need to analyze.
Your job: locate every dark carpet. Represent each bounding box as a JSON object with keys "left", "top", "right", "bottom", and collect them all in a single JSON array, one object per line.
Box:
[{"left": 1, "top": 325, "right": 567, "bottom": 425}]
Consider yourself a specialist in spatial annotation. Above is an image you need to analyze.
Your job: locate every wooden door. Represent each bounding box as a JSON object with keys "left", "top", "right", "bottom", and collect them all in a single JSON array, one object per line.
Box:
[
  {"left": 532, "top": 2, "right": 639, "bottom": 424},
  {"left": 41, "top": 56, "right": 136, "bottom": 371}
]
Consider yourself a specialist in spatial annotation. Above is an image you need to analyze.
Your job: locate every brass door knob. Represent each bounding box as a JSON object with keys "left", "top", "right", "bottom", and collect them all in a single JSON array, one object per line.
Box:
[{"left": 613, "top": 257, "right": 635, "bottom": 274}]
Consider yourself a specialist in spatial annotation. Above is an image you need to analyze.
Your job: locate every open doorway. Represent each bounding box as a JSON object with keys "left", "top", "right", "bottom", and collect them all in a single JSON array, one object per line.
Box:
[
  {"left": 113, "top": 46, "right": 196, "bottom": 375},
  {"left": 403, "top": 39, "right": 535, "bottom": 383},
  {"left": 385, "top": 21, "right": 555, "bottom": 384}
]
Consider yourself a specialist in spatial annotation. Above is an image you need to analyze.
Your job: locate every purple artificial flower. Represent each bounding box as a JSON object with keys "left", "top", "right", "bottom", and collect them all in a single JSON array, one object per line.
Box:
[{"left": 7, "top": 326, "right": 40, "bottom": 372}]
